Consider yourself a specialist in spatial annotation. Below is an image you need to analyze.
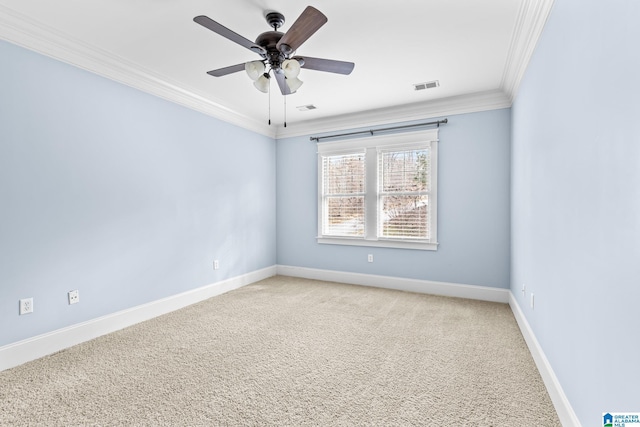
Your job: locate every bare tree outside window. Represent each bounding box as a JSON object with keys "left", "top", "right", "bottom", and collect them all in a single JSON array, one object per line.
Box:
[
  {"left": 317, "top": 129, "right": 438, "bottom": 250},
  {"left": 379, "top": 149, "right": 430, "bottom": 239},
  {"left": 322, "top": 153, "right": 365, "bottom": 236}
]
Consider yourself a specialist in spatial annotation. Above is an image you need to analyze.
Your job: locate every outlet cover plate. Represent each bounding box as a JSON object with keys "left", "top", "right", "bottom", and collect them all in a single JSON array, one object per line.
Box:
[
  {"left": 530, "top": 293, "right": 535, "bottom": 309},
  {"left": 68, "top": 290, "right": 80, "bottom": 305},
  {"left": 19, "top": 298, "right": 33, "bottom": 315}
]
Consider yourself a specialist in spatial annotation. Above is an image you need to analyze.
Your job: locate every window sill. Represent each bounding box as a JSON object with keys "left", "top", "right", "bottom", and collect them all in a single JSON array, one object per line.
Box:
[{"left": 317, "top": 236, "right": 438, "bottom": 251}]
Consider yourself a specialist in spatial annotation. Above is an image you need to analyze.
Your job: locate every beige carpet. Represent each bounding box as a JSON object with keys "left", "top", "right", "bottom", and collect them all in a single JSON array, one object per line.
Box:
[{"left": 0, "top": 276, "right": 559, "bottom": 426}]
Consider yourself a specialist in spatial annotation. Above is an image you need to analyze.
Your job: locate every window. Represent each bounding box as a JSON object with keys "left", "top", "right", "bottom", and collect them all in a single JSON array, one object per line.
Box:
[
  {"left": 317, "top": 129, "right": 438, "bottom": 250},
  {"left": 321, "top": 152, "right": 365, "bottom": 237}
]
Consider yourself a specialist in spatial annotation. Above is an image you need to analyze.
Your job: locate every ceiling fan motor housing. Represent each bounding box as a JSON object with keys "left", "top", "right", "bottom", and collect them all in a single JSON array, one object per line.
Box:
[{"left": 255, "top": 31, "right": 287, "bottom": 69}]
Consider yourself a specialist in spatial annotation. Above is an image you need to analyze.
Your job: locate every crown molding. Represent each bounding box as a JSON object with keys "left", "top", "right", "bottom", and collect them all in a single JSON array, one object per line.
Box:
[
  {"left": 275, "top": 89, "right": 511, "bottom": 140},
  {"left": 1, "top": 1, "right": 553, "bottom": 140},
  {"left": 501, "top": 0, "right": 555, "bottom": 102},
  {"left": 0, "top": 5, "right": 275, "bottom": 138}
]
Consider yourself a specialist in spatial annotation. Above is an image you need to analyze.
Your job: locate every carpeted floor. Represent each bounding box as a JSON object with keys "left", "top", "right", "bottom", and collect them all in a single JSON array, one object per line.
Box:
[{"left": 0, "top": 276, "right": 560, "bottom": 426}]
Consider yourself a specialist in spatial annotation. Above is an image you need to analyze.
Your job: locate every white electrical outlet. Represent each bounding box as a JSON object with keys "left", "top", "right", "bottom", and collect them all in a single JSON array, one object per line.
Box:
[
  {"left": 68, "top": 290, "right": 80, "bottom": 305},
  {"left": 213, "top": 260, "right": 219, "bottom": 270},
  {"left": 19, "top": 298, "right": 33, "bottom": 315},
  {"left": 530, "top": 293, "right": 535, "bottom": 309},
  {"left": 367, "top": 254, "right": 373, "bottom": 263}
]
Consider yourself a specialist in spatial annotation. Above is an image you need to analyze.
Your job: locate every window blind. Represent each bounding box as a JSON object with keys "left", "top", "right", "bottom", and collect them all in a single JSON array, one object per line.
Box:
[
  {"left": 317, "top": 127, "right": 439, "bottom": 250},
  {"left": 378, "top": 148, "right": 430, "bottom": 239},
  {"left": 321, "top": 152, "right": 366, "bottom": 237}
]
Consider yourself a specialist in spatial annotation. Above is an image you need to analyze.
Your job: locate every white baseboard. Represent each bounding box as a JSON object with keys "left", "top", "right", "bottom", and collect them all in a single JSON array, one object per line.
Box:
[
  {"left": 509, "top": 293, "right": 581, "bottom": 427},
  {"left": 0, "top": 266, "right": 277, "bottom": 372},
  {"left": 1, "top": 264, "right": 579, "bottom": 427},
  {"left": 276, "top": 265, "right": 510, "bottom": 303},
  {"left": 277, "top": 265, "right": 579, "bottom": 425}
]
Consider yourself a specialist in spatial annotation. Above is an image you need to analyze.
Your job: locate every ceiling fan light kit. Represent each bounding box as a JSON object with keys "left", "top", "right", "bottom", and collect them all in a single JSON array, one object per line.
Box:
[
  {"left": 282, "top": 59, "right": 301, "bottom": 79},
  {"left": 245, "top": 60, "right": 266, "bottom": 81},
  {"left": 285, "top": 76, "right": 304, "bottom": 92},
  {"left": 194, "top": 6, "right": 354, "bottom": 99},
  {"left": 253, "top": 73, "right": 271, "bottom": 93}
]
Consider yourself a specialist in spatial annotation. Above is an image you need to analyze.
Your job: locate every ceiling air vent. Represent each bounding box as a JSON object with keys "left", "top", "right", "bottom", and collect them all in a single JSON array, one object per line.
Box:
[
  {"left": 296, "top": 104, "right": 317, "bottom": 111},
  {"left": 414, "top": 80, "right": 440, "bottom": 91}
]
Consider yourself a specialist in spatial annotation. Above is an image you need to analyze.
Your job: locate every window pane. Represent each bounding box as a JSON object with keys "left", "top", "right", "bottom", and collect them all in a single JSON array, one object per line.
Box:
[
  {"left": 325, "top": 196, "right": 364, "bottom": 236},
  {"left": 318, "top": 130, "right": 437, "bottom": 249},
  {"left": 380, "top": 149, "right": 430, "bottom": 192},
  {"left": 380, "top": 195, "right": 429, "bottom": 239},
  {"left": 323, "top": 153, "right": 365, "bottom": 195}
]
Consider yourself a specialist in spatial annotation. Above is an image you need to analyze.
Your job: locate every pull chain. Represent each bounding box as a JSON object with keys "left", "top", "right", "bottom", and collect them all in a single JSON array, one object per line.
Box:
[
  {"left": 284, "top": 95, "right": 287, "bottom": 128},
  {"left": 268, "top": 82, "right": 271, "bottom": 125}
]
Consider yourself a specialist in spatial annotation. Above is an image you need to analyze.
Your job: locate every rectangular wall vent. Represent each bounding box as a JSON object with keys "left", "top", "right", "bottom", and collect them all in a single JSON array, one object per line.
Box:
[
  {"left": 296, "top": 104, "right": 317, "bottom": 111},
  {"left": 414, "top": 80, "right": 440, "bottom": 91}
]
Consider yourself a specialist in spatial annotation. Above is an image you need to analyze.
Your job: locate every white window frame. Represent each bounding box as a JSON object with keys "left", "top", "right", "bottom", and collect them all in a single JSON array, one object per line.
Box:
[{"left": 317, "top": 129, "right": 439, "bottom": 251}]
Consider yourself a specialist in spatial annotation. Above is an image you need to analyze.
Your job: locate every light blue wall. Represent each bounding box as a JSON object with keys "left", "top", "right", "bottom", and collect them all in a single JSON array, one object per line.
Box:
[
  {"left": 277, "top": 109, "right": 511, "bottom": 288},
  {"left": 0, "top": 41, "right": 276, "bottom": 347},
  {"left": 511, "top": 0, "right": 640, "bottom": 424}
]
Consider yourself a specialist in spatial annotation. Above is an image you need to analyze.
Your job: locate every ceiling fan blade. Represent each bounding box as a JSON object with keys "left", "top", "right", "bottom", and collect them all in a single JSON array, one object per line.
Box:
[
  {"left": 206, "top": 63, "right": 246, "bottom": 77},
  {"left": 274, "top": 71, "right": 293, "bottom": 95},
  {"left": 194, "top": 15, "right": 266, "bottom": 55},
  {"left": 293, "top": 56, "right": 355, "bottom": 75},
  {"left": 276, "top": 6, "right": 327, "bottom": 54}
]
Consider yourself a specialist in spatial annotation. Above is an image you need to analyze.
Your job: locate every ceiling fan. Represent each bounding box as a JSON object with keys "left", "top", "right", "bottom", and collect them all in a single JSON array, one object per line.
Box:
[{"left": 194, "top": 6, "right": 355, "bottom": 96}]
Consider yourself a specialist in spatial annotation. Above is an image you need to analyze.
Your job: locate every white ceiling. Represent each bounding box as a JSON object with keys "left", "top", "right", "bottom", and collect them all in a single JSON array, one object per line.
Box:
[{"left": 0, "top": 0, "right": 553, "bottom": 138}]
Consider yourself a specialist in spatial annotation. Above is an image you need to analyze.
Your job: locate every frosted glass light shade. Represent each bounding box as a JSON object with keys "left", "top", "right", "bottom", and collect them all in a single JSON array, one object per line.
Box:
[
  {"left": 245, "top": 61, "right": 265, "bottom": 81},
  {"left": 253, "top": 73, "right": 270, "bottom": 93},
  {"left": 286, "top": 76, "right": 303, "bottom": 92},
  {"left": 282, "top": 59, "right": 301, "bottom": 78}
]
